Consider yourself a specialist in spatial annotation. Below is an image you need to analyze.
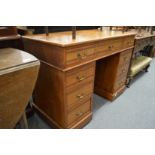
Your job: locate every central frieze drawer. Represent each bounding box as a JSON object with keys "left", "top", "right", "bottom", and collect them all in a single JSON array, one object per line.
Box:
[{"left": 95, "top": 38, "right": 123, "bottom": 57}]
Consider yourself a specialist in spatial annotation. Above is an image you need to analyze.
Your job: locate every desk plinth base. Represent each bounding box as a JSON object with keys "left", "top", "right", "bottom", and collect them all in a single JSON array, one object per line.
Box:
[
  {"left": 95, "top": 86, "right": 126, "bottom": 101},
  {"left": 33, "top": 103, "right": 92, "bottom": 129}
]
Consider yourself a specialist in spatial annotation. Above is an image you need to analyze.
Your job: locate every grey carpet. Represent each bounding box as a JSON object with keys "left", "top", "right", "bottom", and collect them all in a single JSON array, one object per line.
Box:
[{"left": 27, "top": 59, "right": 155, "bottom": 129}]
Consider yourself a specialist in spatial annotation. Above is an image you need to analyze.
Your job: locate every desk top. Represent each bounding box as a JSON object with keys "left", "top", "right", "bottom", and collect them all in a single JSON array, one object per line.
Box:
[
  {"left": 23, "top": 29, "right": 136, "bottom": 47},
  {"left": 0, "top": 48, "right": 39, "bottom": 73}
]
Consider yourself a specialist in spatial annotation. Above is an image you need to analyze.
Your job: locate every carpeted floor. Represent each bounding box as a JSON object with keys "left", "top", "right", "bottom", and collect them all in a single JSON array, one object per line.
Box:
[{"left": 27, "top": 59, "right": 155, "bottom": 129}]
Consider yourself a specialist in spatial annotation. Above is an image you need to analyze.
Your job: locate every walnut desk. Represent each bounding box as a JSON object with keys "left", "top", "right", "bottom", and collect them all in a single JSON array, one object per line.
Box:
[{"left": 23, "top": 30, "right": 135, "bottom": 129}]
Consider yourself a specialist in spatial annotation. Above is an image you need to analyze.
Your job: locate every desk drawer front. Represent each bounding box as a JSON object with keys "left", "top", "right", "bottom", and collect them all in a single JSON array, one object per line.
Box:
[
  {"left": 65, "top": 62, "right": 95, "bottom": 86},
  {"left": 66, "top": 46, "right": 95, "bottom": 66},
  {"left": 67, "top": 100, "right": 91, "bottom": 125},
  {"left": 117, "top": 65, "right": 129, "bottom": 78},
  {"left": 110, "top": 38, "right": 124, "bottom": 51},
  {"left": 114, "top": 77, "right": 126, "bottom": 91},
  {"left": 119, "top": 49, "right": 132, "bottom": 65},
  {"left": 66, "top": 82, "right": 93, "bottom": 110},
  {"left": 123, "top": 36, "right": 135, "bottom": 48},
  {"left": 95, "top": 38, "right": 123, "bottom": 57},
  {"left": 114, "top": 49, "right": 132, "bottom": 91}
]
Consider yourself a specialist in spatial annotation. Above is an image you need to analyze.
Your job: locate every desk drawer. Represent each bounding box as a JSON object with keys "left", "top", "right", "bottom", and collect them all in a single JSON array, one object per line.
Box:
[
  {"left": 67, "top": 100, "right": 91, "bottom": 125},
  {"left": 66, "top": 45, "right": 95, "bottom": 66},
  {"left": 108, "top": 38, "right": 124, "bottom": 51},
  {"left": 113, "top": 49, "right": 132, "bottom": 91},
  {"left": 95, "top": 38, "right": 123, "bottom": 57},
  {"left": 117, "top": 64, "right": 129, "bottom": 78},
  {"left": 66, "top": 81, "right": 93, "bottom": 110},
  {"left": 65, "top": 62, "right": 95, "bottom": 87},
  {"left": 119, "top": 49, "right": 132, "bottom": 65},
  {"left": 114, "top": 76, "right": 126, "bottom": 91}
]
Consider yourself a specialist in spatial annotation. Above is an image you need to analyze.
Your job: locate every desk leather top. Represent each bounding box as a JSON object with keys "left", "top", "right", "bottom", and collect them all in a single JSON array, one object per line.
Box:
[
  {"left": 23, "top": 29, "right": 136, "bottom": 47},
  {"left": 0, "top": 48, "right": 39, "bottom": 72}
]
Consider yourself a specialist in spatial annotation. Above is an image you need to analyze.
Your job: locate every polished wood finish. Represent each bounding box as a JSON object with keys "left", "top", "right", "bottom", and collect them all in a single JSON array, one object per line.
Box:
[
  {"left": 33, "top": 62, "right": 66, "bottom": 128},
  {"left": 65, "top": 62, "right": 94, "bottom": 87},
  {"left": 32, "top": 62, "right": 95, "bottom": 128},
  {"left": 0, "top": 27, "right": 17, "bottom": 36},
  {"left": 66, "top": 79, "right": 94, "bottom": 111},
  {"left": 0, "top": 48, "right": 40, "bottom": 128},
  {"left": 0, "top": 27, "right": 23, "bottom": 49},
  {"left": 23, "top": 29, "right": 135, "bottom": 128},
  {"left": 67, "top": 100, "right": 91, "bottom": 126},
  {"left": 23, "top": 29, "right": 135, "bottom": 47}
]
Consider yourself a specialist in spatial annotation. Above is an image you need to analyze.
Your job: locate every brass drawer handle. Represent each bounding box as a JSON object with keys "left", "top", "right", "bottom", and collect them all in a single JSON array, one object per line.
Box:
[
  {"left": 76, "top": 75, "right": 86, "bottom": 81},
  {"left": 76, "top": 112, "right": 84, "bottom": 117},
  {"left": 76, "top": 94, "right": 84, "bottom": 99},
  {"left": 77, "top": 53, "right": 87, "bottom": 59}
]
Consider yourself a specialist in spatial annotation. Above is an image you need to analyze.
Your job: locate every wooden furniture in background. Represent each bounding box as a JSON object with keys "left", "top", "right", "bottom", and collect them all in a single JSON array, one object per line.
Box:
[
  {"left": 134, "top": 31, "right": 155, "bottom": 57},
  {"left": 127, "top": 30, "right": 155, "bottom": 86},
  {"left": 17, "top": 26, "right": 34, "bottom": 35},
  {"left": 0, "top": 27, "right": 35, "bottom": 118},
  {"left": 0, "top": 26, "right": 17, "bottom": 36},
  {"left": 0, "top": 48, "right": 40, "bottom": 128},
  {"left": 0, "top": 26, "right": 23, "bottom": 49},
  {"left": 23, "top": 29, "right": 135, "bottom": 129}
]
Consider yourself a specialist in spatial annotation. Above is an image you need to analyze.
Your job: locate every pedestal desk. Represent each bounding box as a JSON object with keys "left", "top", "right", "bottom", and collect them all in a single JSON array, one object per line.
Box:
[{"left": 23, "top": 30, "right": 136, "bottom": 129}]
